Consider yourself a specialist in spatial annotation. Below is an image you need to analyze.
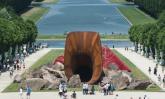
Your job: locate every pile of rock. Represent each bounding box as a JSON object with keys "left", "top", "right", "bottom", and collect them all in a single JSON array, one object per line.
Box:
[
  {"left": 14, "top": 62, "right": 81, "bottom": 91},
  {"left": 101, "top": 69, "right": 152, "bottom": 90}
]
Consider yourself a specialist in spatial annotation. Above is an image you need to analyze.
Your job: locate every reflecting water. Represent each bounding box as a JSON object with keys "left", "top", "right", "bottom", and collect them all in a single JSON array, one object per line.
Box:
[
  {"left": 37, "top": 0, "right": 131, "bottom": 34},
  {"left": 36, "top": 40, "right": 133, "bottom": 48}
]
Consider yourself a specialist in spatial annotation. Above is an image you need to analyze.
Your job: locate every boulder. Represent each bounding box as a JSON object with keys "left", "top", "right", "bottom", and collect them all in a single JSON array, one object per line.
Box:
[
  {"left": 52, "top": 62, "right": 64, "bottom": 71},
  {"left": 101, "top": 71, "right": 131, "bottom": 90},
  {"left": 127, "top": 80, "right": 152, "bottom": 90},
  {"left": 13, "top": 74, "right": 22, "bottom": 83},
  {"left": 26, "top": 78, "right": 48, "bottom": 91},
  {"left": 44, "top": 67, "right": 66, "bottom": 78},
  {"left": 32, "top": 70, "right": 43, "bottom": 78},
  {"left": 68, "top": 75, "right": 81, "bottom": 88},
  {"left": 47, "top": 79, "right": 61, "bottom": 90},
  {"left": 112, "top": 76, "right": 129, "bottom": 90}
]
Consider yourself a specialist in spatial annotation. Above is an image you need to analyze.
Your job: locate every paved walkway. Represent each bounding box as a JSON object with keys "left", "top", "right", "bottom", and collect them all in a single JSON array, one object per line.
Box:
[
  {"left": 116, "top": 48, "right": 165, "bottom": 90},
  {"left": 0, "top": 91, "right": 165, "bottom": 99},
  {"left": 0, "top": 48, "right": 52, "bottom": 92}
]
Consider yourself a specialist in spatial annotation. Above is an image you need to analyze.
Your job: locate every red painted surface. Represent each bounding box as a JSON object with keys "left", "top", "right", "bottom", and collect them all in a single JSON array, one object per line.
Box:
[{"left": 53, "top": 46, "right": 131, "bottom": 72}]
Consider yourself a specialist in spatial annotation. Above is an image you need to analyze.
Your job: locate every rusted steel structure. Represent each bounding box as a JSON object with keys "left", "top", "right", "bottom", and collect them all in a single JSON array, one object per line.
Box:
[{"left": 64, "top": 31, "right": 102, "bottom": 84}]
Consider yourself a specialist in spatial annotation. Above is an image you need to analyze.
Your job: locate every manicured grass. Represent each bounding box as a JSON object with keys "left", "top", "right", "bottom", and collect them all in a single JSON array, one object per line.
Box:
[
  {"left": 3, "top": 49, "right": 64, "bottom": 92},
  {"left": 112, "top": 49, "right": 161, "bottom": 91},
  {"left": 21, "top": 7, "right": 49, "bottom": 22},
  {"left": 37, "top": 34, "right": 129, "bottom": 40},
  {"left": 42, "top": 0, "right": 59, "bottom": 3},
  {"left": 110, "top": 0, "right": 127, "bottom": 3},
  {"left": 29, "top": 49, "right": 64, "bottom": 72},
  {"left": 118, "top": 7, "right": 156, "bottom": 25}
]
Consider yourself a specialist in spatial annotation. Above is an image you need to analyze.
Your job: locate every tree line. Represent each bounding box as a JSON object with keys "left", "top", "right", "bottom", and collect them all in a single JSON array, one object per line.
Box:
[
  {"left": 0, "top": 0, "right": 33, "bottom": 13},
  {"left": 0, "top": 8, "right": 38, "bottom": 69},
  {"left": 132, "top": 0, "right": 165, "bottom": 18},
  {"left": 129, "top": 11, "right": 165, "bottom": 66}
]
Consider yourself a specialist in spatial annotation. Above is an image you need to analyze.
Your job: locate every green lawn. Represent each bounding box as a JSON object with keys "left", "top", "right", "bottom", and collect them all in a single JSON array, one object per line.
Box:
[
  {"left": 37, "top": 34, "right": 129, "bottom": 40},
  {"left": 21, "top": 7, "right": 49, "bottom": 22},
  {"left": 112, "top": 49, "right": 161, "bottom": 91},
  {"left": 110, "top": 0, "right": 127, "bottom": 3},
  {"left": 21, "top": 0, "right": 59, "bottom": 22},
  {"left": 3, "top": 49, "right": 64, "bottom": 92},
  {"left": 118, "top": 7, "right": 156, "bottom": 25}
]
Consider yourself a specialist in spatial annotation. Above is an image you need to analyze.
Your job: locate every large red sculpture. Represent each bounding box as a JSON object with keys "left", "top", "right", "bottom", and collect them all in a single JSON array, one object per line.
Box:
[
  {"left": 64, "top": 32, "right": 103, "bottom": 84},
  {"left": 53, "top": 32, "right": 131, "bottom": 84}
]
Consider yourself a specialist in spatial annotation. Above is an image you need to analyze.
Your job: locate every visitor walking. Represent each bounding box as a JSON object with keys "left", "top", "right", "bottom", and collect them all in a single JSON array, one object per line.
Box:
[
  {"left": 71, "top": 91, "right": 76, "bottom": 99},
  {"left": 90, "top": 85, "right": 95, "bottom": 95},
  {"left": 63, "top": 82, "right": 67, "bottom": 93},
  {"left": 148, "top": 67, "right": 151, "bottom": 74},
  {"left": 154, "top": 67, "right": 157, "bottom": 76},
  {"left": 59, "top": 83, "right": 63, "bottom": 97},
  {"left": 19, "top": 87, "right": 23, "bottom": 99},
  {"left": 26, "top": 86, "right": 32, "bottom": 99},
  {"left": 158, "top": 74, "right": 161, "bottom": 85},
  {"left": 85, "top": 83, "right": 89, "bottom": 95},
  {"left": 82, "top": 83, "right": 86, "bottom": 95},
  {"left": 110, "top": 82, "right": 115, "bottom": 95},
  {"left": 163, "top": 75, "right": 165, "bottom": 87}
]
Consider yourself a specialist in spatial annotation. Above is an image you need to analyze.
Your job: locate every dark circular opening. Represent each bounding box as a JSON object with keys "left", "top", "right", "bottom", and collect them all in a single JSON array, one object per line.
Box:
[{"left": 71, "top": 53, "right": 93, "bottom": 82}]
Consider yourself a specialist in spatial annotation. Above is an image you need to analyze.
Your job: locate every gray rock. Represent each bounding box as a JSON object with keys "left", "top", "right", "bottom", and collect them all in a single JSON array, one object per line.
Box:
[
  {"left": 68, "top": 75, "right": 81, "bottom": 88},
  {"left": 52, "top": 62, "right": 64, "bottom": 71},
  {"left": 13, "top": 74, "right": 22, "bottom": 83},
  {"left": 47, "top": 79, "right": 61, "bottom": 90},
  {"left": 44, "top": 67, "right": 65, "bottom": 78},
  {"left": 32, "top": 70, "right": 43, "bottom": 78},
  {"left": 127, "top": 80, "right": 152, "bottom": 90},
  {"left": 26, "top": 78, "right": 48, "bottom": 91},
  {"left": 101, "top": 71, "right": 131, "bottom": 90}
]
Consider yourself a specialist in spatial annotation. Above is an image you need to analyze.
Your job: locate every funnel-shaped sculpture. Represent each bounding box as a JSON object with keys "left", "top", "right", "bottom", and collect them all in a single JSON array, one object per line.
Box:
[{"left": 64, "top": 31, "right": 102, "bottom": 84}]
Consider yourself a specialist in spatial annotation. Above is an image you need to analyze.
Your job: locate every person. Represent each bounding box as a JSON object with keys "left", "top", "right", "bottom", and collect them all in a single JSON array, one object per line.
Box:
[
  {"left": 59, "top": 83, "right": 63, "bottom": 97},
  {"left": 26, "top": 86, "right": 32, "bottom": 99},
  {"left": 113, "top": 45, "right": 115, "bottom": 48},
  {"left": 82, "top": 83, "right": 86, "bottom": 95},
  {"left": 158, "top": 74, "right": 161, "bottom": 85},
  {"left": 85, "top": 83, "right": 88, "bottom": 95},
  {"left": 144, "top": 94, "right": 149, "bottom": 99},
  {"left": 9, "top": 70, "right": 13, "bottom": 79},
  {"left": 103, "top": 83, "right": 107, "bottom": 96},
  {"left": 163, "top": 75, "right": 165, "bottom": 87},
  {"left": 148, "top": 67, "right": 151, "bottom": 74},
  {"left": 63, "top": 82, "right": 67, "bottom": 93},
  {"left": 19, "top": 87, "right": 23, "bottom": 99},
  {"left": 110, "top": 82, "right": 115, "bottom": 95},
  {"left": 154, "top": 67, "right": 157, "bottom": 75},
  {"left": 162, "top": 66, "right": 165, "bottom": 74},
  {"left": 71, "top": 91, "right": 76, "bottom": 99},
  {"left": 105, "top": 83, "right": 110, "bottom": 95},
  {"left": 90, "top": 85, "right": 95, "bottom": 95}
]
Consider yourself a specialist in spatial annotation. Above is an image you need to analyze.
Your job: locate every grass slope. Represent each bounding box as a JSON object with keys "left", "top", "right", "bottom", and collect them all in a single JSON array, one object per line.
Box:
[
  {"left": 21, "top": 7, "right": 49, "bottom": 22},
  {"left": 3, "top": 49, "right": 64, "bottom": 92},
  {"left": 110, "top": 0, "right": 127, "bottom": 3},
  {"left": 118, "top": 7, "right": 156, "bottom": 25}
]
